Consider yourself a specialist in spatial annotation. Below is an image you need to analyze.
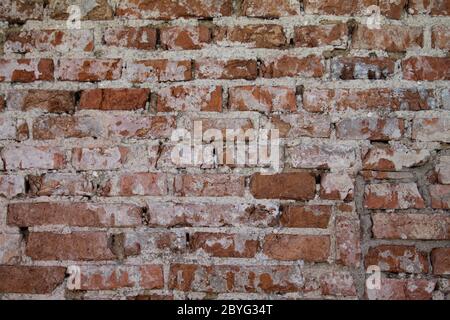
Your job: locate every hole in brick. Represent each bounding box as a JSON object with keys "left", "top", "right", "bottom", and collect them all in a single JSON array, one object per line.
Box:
[{"left": 19, "top": 227, "right": 29, "bottom": 241}]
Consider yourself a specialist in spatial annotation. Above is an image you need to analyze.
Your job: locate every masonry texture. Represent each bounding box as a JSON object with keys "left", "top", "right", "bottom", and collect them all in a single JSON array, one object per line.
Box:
[{"left": 0, "top": 0, "right": 449, "bottom": 300}]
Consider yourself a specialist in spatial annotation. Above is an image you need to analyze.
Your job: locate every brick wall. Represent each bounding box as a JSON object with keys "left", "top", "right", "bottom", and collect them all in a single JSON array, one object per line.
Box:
[{"left": 0, "top": 0, "right": 449, "bottom": 300}]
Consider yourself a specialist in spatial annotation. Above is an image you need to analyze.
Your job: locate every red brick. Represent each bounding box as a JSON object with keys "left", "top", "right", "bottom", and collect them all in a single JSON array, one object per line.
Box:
[
  {"left": 8, "top": 202, "right": 142, "bottom": 227},
  {"left": 432, "top": 26, "right": 450, "bottom": 49},
  {"left": 106, "top": 115, "right": 176, "bottom": 139},
  {"left": 7, "top": 90, "right": 76, "bottom": 113},
  {"left": 0, "top": 266, "right": 65, "bottom": 294},
  {"left": 104, "top": 27, "right": 157, "bottom": 50},
  {"left": 287, "top": 143, "right": 357, "bottom": 169},
  {"left": 174, "top": 174, "right": 245, "bottom": 197},
  {"left": 0, "top": 0, "right": 44, "bottom": 23},
  {"left": 363, "top": 146, "right": 430, "bottom": 171},
  {"left": 269, "top": 113, "right": 331, "bottom": 138},
  {"left": 280, "top": 205, "right": 331, "bottom": 228},
  {"left": 0, "top": 116, "right": 27, "bottom": 140},
  {"left": 408, "top": 0, "right": 450, "bottom": 15},
  {"left": 189, "top": 232, "right": 259, "bottom": 258},
  {"left": 126, "top": 59, "right": 192, "bottom": 82},
  {"left": 157, "top": 86, "right": 222, "bottom": 112},
  {"left": 261, "top": 55, "right": 324, "bottom": 78},
  {"left": 79, "top": 88, "right": 149, "bottom": 111},
  {"left": 160, "top": 25, "right": 211, "bottom": 50},
  {"left": 145, "top": 202, "right": 278, "bottom": 228},
  {"left": 0, "top": 233, "right": 22, "bottom": 264},
  {"left": 364, "top": 183, "right": 425, "bottom": 209},
  {"left": 436, "top": 156, "right": 450, "bottom": 184},
  {"left": 430, "top": 185, "right": 450, "bottom": 209},
  {"left": 372, "top": 213, "right": 450, "bottom": 240},
  {"left": 100, "top": 173, "right": 168, "bottom": 196},
  {"left": 336, "top": 118, "right": 405, "bottom": 141},
  {"left": 5, "top": 30, "right": 94, "bottom": 53},
  {"left": 1, "top": 146, "right": 65, "bottom": 170},
  {"left": 431, "top": 248, "right": 450, "bottom": 275},
  {"left": 336, "top": 216, "right": 361, "bottom": 267},
  {"left": 169, "top": 264, "right": 305, "bottom": 293},
  {"left": 229, "top": 86, "right": 296, "bottom": 112},
  {"left": 214, "top": 25, "right": 286, "bottom": 48},
  {"left": 352, "top": 25, "right": 423, "bottom": 52},
  {"left": 365, "top": 245, "right": 429, "bottom": 273},
  {"left": 32, "top": 115, "right": 104, "bottom": 140},
  {"left": 412, "top": 118, "right": 450, "bottom": 142},
  {"left": 57, "top": 59, "right": 122, "bottom": 82},
  {"left": 48, "top": 0, "right": 114, "bottom": 20},
  {"left": 367, "top": 278, "right": 436, "bottom": 300},
  {"left": 116, "top": 0, "right": 232, "bottom": 19},
  {"left": 294, "top": 23, "right": 348, "bottom": 47},
  {"left": 124, "top": 231, "right": 186, "bottom": 256},
  {"left": 0, "top": 175, "right": 25, "bottom": 198},
  {"left": 320, "top": 172, "right": 354, "bottom": 201},
  {"left": 241, "top": 0, "right": 301, "bottom": 17},
  {"left": 140, "top": 265, "right": 165, "bottom": 289},
  {"left": 0, "top": 95, "right": 4, "bottom": 111},
  {"left": 320, "top": 272, "right": 357, "bottom": 297},
  {"left": 72, "top": 147, "right": 129, "bottom": 170},
  {"left": 263, "top": 234, "right": 330, "bottom": 261},
  {"left": 0, "top": 59, "right": 54, "bottom": 82},
  {"left": 28, "top": 173, "right": 95, "bottom": 196},
  {"left": 195, "top": 59, "right": 257, "bottom": 80},
  {"left": 25, "top": 232, "right": 121, "bottom": 261},
  {"left": 130, "top": 294, "right": 174, "bottom": 300},
  {"left": 331, "top": 57, "right": 396, "bottom": 80},
  {"left": 304, "top": 0, "right": 407, "bottom": 19},
  {"left": 403, "top": 56, "right": 450, "bottom": 81},
  {"left": 79, "top": 266, "right": 135, "bottom": 290},
  {"left": 250, "top": 172, "right": 316, "bottom": 200}
]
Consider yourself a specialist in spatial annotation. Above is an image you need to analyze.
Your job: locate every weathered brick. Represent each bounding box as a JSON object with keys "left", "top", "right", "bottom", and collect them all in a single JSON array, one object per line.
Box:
[
  {"left": 0, "top": 116, "right": 27, "bottom": 140},
  {"left": 280, "top": 205, "right": 331, "bottom": 228},
  {"left": 287, "top": 143, "right": 357, "bottom": 169},
  {"left": 78, "top": 265, "right": 135, "bottom": 290},
  {"left": 352, "top": 25, "right": 423, "bottom": 52},
  {"left": 261, "top": 55, "right": 324, "bottom": 78},
  {"left": 32, "top": 115, "right": 104, "bottom": 140},
  {"left": 5, "top": 30, "right": 94, "bottom": 53},
  {"left": 372, "top": 213, "right": 450, "bottom": 240},
  {"left": 412, "top": 118, "right": 450, "bottom": 142},
  {"left": 100, "top": 173, "right": 168, "bottom": 196},
  {"left": 0, "top": 266, "right": 65, "bottom": 294},
  {"left": 104, "top": 27, "right": 157, "bottom": 50},
  {"left": 320, "top": 172, "right": 354, "bottom": 201},
  {"left": 408, "top": 0, "right": 450, "bottom": 16},
  {"left": 0, "top": 175, "right": 25, "bottom": 198},
  {"left": 195, "top": 59, "right": 257, "bottom": 80},
  {"left": 174, "top": 174, "right": 245, "bottom": 197},
  {"left": 57, "top": 59, "right": 122, "bottom": 82},
  {"left": 126, "top": 59, "right": 192, "bottom": 82},
  {"left": 1, "top": 146, "right": 65, "bottom": 170},
  {"left": 0, "top": 233, "right": 22, "bottom": 264},
  {"left": 250, "top": 172, "right": 316, "bottom": 200},
  {"left": 336, "top": 118, "right": 405, "bottom": 141},
  {"left": 436, "top": 156, "right": 450, "bottom": 184},
  {"left": 106, "top": 115, "right": 176, "bottom": 139},
  {"left": 363, "top": 146, "right": 431, "bottom": 171},
  {"left": 268, "top": 113, "right": 331, "bottom": 138},
  {"left": 25, "top": 232, "right": 121, "bottom": 261},
  {"left": 214, "top": 25, "right": 286, "bottom": 48},
  {"left": 28, "top": 173, "right": 95, "bottom": 196},
  {"left": 7, "top": 90, "right": 76, "bottom": 113},
  {"left": 48, "top": 0, "right": 114, "bottom": 20},
  {"left": 8, "top": 202, "right": 142, "bottom": 227},
  {"left": 336, "top": 216, "right": 361, "bottom": 267},
  {"left": 431, "top": 248, "right": 450, "bottom": 275},
  {"left": 116, "top": 0, "right": 232, "bottom": 19},
  {"left": 263, "top": 234, "right": 330, "bottom": 261},
  {"left": 403, "top": 57, "right": 450, "bottom": 81},
  {"left": 366, "top": 278, "right": 436, "bottom": 300},
  {"left": 295, "top": 24, "right": 348, "bottom": 47},
  {"left": 160, "top": 25, "right": 211, "bottom": 50},
  {"left": 79, "top": 88, "right": 149, "bottom": 111},
  {"left": 432, "top": 26, "right": 450, "bottom": 49},
  {"left": 0, "top": 0, "right": 44, "bottom": 23},
  {"left": 157, "top": 86, "right": 222, "bottom": 112},
  {"left": 0, "top": 59, "right": 54, "bottom": 82},
  {"left": 229, "top": 86, "right": 296, "bottom": 113},
  {"left": 430, "top": 185, "right": 450, "bottom": 209},
  {"left": 190, "top": 232, "right": 259, "bottom": 258},
  {"left": 72, "top": 147, "right": 129, "bottom": 170},
  {"left": 241, "top": 0, "right": 301, "bottom": 17},
  {"left": 365, "top": 245, "right": 429, "bottom": 273},
  {"left": 331, "top": 57, "right": 396, "bottom": 80},
  {"left": 364, "top": 183, "right": 425, "bottom": 209}
]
